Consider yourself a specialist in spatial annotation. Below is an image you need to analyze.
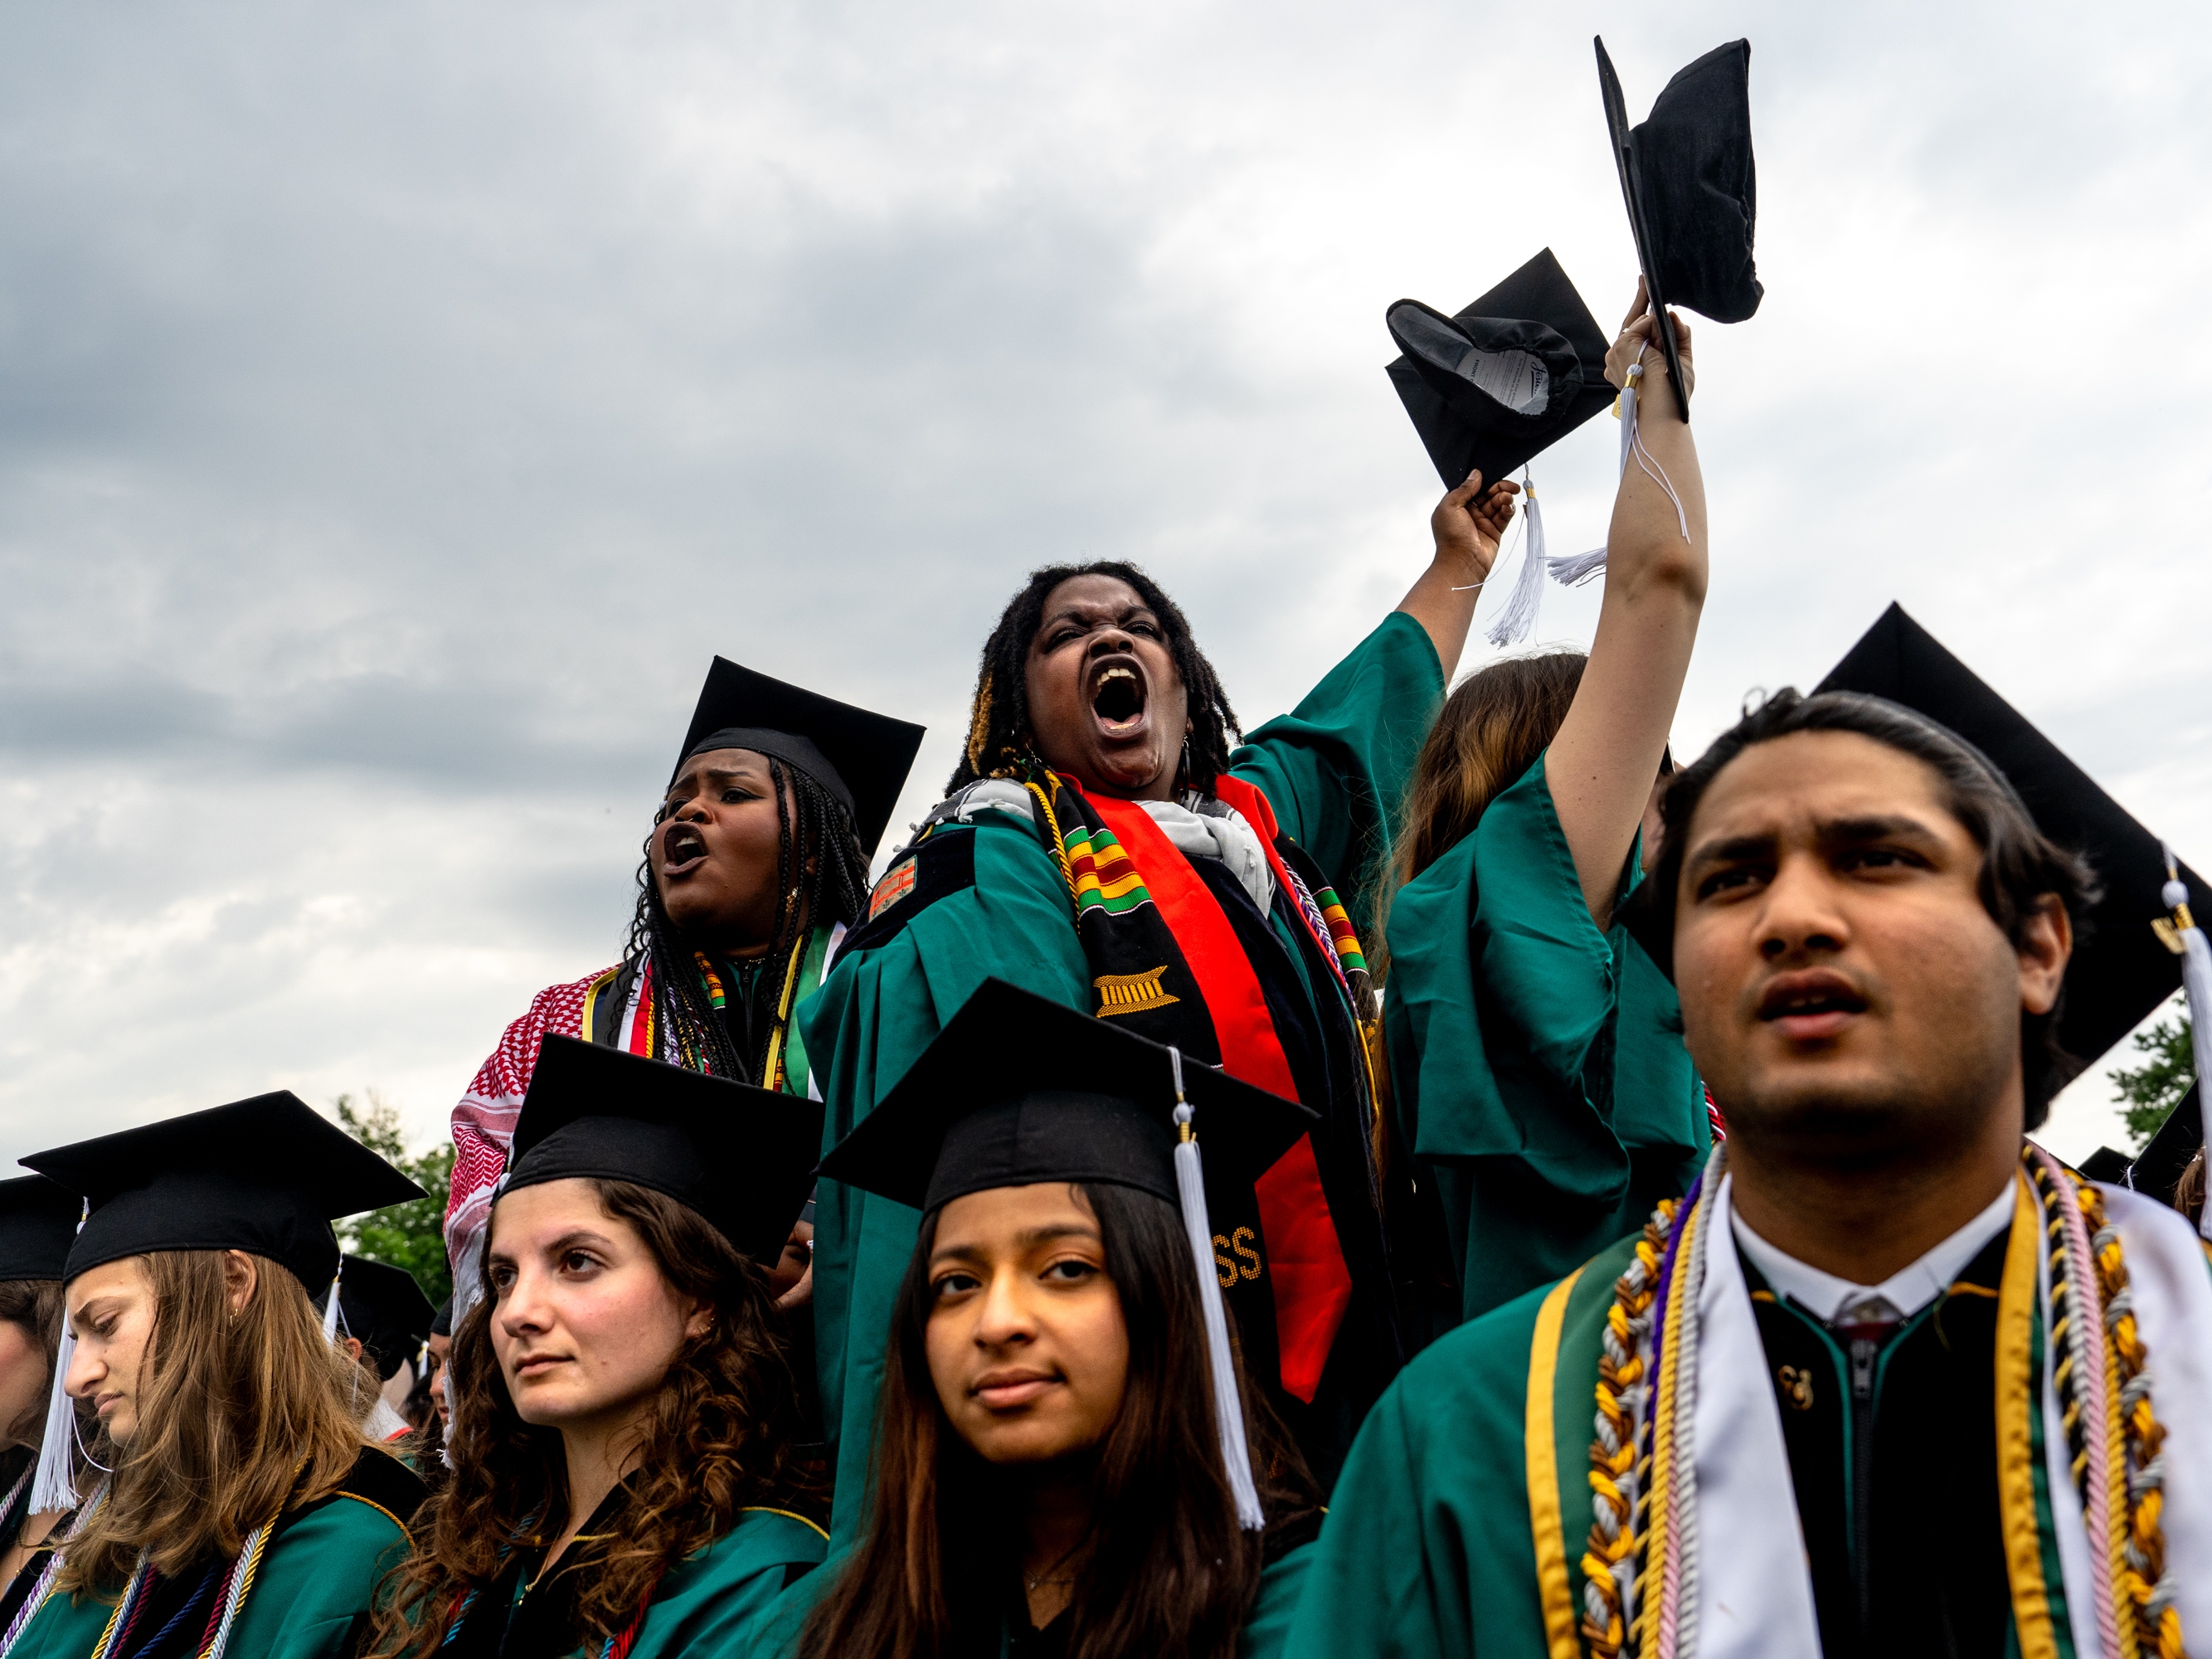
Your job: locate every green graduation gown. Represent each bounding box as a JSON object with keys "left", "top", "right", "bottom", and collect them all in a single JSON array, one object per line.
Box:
[
  {"left": 1281, "top": 1166, "right": 2212, "bottom": 1659},
  {"left": 1383, "top": 752, "right": 1706, "bottom": 1331},
  {"left": 9, "top": 1447, "right": 423, "bottom": 1659},
  {"left": 448, "top": 1503, "right": 825, "bottom": 1659},
  {"left": 801, "top": 613, "right": 1446, "bottom": 1543},
  {"left": 1002, "top": 1539, "right": 1315, "bottom": 1659}
]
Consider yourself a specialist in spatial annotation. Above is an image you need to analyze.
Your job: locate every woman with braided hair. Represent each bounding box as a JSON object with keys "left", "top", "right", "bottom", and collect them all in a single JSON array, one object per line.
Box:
[
  {"left": 442, "top": 660, "right": 921, "bottom": 1364},
  {"left": 1287, "top": 624, "right": 2212, "bottom": 1659},
  {"left": 800, "top": 469, "right": 1519, "bottom": 1534}
]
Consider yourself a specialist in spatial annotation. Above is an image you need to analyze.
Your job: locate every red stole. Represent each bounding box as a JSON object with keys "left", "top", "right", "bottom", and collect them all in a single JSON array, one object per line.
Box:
[{"left": 1087, "top": 788, "right": 1354, "bottom": 1402}]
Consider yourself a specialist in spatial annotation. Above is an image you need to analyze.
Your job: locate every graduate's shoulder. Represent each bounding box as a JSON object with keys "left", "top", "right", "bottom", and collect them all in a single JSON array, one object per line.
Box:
[
  {"left": 289, "top": 1443, "right": 430, "bottom": 1543},
  {"left": 838, "top": 781, "right": 1065, "bottom": 955}
]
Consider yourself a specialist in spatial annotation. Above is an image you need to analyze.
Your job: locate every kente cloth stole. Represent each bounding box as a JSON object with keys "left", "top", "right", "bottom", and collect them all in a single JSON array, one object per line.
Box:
[{"left": 1034, "top": 768, "right": 1359, "bottom": 1402}]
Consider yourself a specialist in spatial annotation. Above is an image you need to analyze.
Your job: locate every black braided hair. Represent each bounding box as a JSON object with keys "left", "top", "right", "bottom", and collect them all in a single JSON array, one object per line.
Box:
[
  {"left": 946, "top": 560, "right": 1241, "bottom": 796},
  {"left": 624, "top": 757, "right": 873, "bottom": 1085}
]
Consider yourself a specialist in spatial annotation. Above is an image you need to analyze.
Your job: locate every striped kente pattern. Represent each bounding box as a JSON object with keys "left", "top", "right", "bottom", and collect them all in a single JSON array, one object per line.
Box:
[{"left": 1062, "top": 821, "right": 1154, "bottom": 917}]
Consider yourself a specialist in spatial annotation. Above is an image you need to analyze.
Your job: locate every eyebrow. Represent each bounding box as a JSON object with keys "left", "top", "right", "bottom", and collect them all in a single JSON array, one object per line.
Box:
[
  {"left": 663, "top": 763, "right": 766, "bottom": 798},
  {"left": 1042, "top": 603, "right": 1156, "bottom": 631},
  {"left": 1685, "top": 812, "right": 1947, "bottom": 869},
  {"left": 927, "top": 1223, "right": 1102, "bottom": 1267}
]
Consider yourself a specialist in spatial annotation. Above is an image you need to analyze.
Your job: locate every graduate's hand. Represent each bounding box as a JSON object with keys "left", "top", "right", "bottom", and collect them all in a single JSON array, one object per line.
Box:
[
  {"left": 1606, "top": 278, "right": 1694, "bottom": 403},
  {"left": 1431, "top": 469, "right": 1519, "bottom": 583},
  {"left": 767, "top": 1220, "right": 814, "bottom": 1310}
]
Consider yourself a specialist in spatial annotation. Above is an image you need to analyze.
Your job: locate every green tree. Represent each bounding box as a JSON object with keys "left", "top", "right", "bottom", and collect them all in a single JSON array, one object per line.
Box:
[
  {"left": 2112, "top": 1013, "right": 2196, "bottom": 1151},
  {"left": 333, "top": 1092, "right": 455, "bottom": 1307}
]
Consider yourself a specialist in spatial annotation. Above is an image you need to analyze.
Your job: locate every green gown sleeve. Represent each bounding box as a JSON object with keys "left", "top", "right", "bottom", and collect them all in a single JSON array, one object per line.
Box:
[
  {"left": 1280, "top": 1287, "right": 1558, "bottom": 1659},
  {"left": 1383, "top": 752, "right": 1706, "bottom": 1326},
  {"left": 625, "top": 1509, "right": 827, "bottom": 1659},
  {"left": 1228, "top": 611, "right": 1445, "bottom": 935},
  {"left": 798, "top": 811, "right": 1093, "bottom": 1554},
  {"left": 1237, "top": 1540, "right": 1320, "bottom": 1659}
]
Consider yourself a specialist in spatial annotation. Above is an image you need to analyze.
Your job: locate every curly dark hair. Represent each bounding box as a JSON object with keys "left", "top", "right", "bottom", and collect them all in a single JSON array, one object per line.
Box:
[
  {"left": 799, "top": 1182, "right": 1318, "bottom": 1659},
  {"left": 625, "top": 756, "right": 873, "bottom": 1085},
  {"left": 368, "top": 1181, "right": 803, "bottom": 1659},
  {"left": 946, "top": 562, "right": 1242, "bottom": 795},
  {"left": 1631, "top": 687, "right": 2102, "bottom": 1128}
]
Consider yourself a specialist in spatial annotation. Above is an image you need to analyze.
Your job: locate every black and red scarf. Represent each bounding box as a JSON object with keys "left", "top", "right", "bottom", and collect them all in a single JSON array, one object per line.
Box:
[{"left": 1020, "top": 768, "right": 1378, "bottom": 1404}]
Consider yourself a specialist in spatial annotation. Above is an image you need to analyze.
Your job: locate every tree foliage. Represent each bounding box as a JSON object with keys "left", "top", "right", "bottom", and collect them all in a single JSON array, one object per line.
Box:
[
  {"left": 333, "top": 1092, "right": 455, "bottom": 1307},
  {"left": 2112, "top": 1014, "right": 2196, "bottom": 1151}
]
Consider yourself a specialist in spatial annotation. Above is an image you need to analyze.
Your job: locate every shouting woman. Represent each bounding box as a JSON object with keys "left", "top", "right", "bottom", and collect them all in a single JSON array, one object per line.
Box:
[
  {"left": 443, "top": 661, "right": 921, "bottom": 1336},
  {"left": 10, "top": 1095, "right": 427, "bottom": 1659},
  {"left": 803, "top": 475, "right": 1516, "bottom": 1519},
  {"left": 791, "top": 980, "right": 1321, "bottom": 1659},
  {"left": 378, "top": 1036, "right": 827, "bottom": 1659}
]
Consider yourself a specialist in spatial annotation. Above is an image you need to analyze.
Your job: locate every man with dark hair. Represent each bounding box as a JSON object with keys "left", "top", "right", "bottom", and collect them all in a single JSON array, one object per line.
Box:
[{"left": 1287, "top": 646, "right": 2212, "bottom": 1658}]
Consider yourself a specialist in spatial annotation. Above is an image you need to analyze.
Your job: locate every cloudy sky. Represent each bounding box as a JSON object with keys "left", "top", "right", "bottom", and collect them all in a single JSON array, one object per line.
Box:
[{"left": 2, "top": 0, "right": 2206, "bottom": 1170}]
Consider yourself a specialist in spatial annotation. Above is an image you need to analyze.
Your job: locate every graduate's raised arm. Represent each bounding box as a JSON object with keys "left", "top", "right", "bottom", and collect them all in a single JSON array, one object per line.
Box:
[
  {"left": 1395, "top": 470, "right": 1520, "bottom": 682},
  {"left": 1546, "top": 279, "right": 1709, "bottom": 926}
]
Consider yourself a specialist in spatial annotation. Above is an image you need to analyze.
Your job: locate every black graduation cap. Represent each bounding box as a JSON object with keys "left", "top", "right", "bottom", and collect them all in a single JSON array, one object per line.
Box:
[
  {"left": 818, "top": 978, "right": 1318, "bottom": 1215},
  {"left": 1384, "top": 248, "right": 1616, "bottom": 491},
  {"left": 315, "top": 1257, "right": 435, "bottom": 1382},
  {"left": 677, "top": 658, "right": 926, "bottom": 859},
  {"left": 1815, "top": 603, "right": 2207, "bottom": 1071},
  {"left": 503, "top": 1034, "right": 822, "bottom": 1266},
  {"left": 430, "top": 1295, "right": 453, "bottom": 1338},
  {"left": 0, "top": 1177, "right": 81, "bottom": 1283},
  {"left": 20, "top": 1094, "right": 425, "bottom": 1289},
  {"left": 2122, "top": 1082, "right": 2203, "bottom": 1204},
  {"left": 1595, "top": 36, "right": 1762, "bottom": 416}
]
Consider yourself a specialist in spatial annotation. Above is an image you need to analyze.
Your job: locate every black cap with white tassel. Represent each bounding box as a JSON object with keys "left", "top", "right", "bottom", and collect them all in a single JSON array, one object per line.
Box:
[
  {"left": 1167, "top": 1048, "right": 1265, "bottom": 1530},
  {"left": 2154, "top": 845, "right": 2212, "bottom": 1238}
]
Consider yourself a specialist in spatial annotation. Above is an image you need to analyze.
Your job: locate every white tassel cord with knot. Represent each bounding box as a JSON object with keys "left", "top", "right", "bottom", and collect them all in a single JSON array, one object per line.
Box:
[
  {"left": 2156, "top": 844, "right": 2212, "bottom": 1240},
  {"left": 1482, "top": 472, "right": 1549, "bottom": 649},
  {"left": 28, "top": 1202, "right": 88, "bottom": 1516},
  {"left": 321, "top": 1262, "right": 345, "bottom": 1345},
  {"left": 1546, "top": 356, "right": 1694, "bottom": 596},
  {"left": 1166, "top": 1048, "right": 1266, "bottom": 1530}
]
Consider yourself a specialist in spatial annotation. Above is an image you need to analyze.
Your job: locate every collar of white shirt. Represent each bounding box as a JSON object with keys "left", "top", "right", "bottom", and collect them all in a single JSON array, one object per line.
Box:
[{"left": 1729, "top": 1180, "right": 2016, "bottom": 1326}]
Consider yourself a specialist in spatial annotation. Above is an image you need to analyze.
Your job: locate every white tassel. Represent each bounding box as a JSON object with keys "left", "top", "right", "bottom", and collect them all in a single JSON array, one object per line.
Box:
[
  {"left": 1166, "top": 1048, "right": 1265, "bottom": 1530},
  {"left": 2158, "top": 846, "right": 2212, "bottom": 1239},
  {"left": 1548, "top": 545, "right": 1608, "bottom": 587},
  {"left": 1482, "top": 473, "right": 1547, "bottom": 649},
  {"left": 321, "top": 1262, "right": 344, "bottom": 1345},
  {"left": 28, "top": 1202, "right": 88, "bottom": 1515}
]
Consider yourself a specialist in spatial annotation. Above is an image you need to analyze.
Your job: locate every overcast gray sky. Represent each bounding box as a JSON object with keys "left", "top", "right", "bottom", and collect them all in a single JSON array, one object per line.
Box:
[{"left": 2, "top": 0, "right": 2205, "bottom": 1168}]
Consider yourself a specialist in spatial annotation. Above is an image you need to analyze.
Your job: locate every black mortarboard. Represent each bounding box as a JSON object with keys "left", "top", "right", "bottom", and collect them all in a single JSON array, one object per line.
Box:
[
  {"left": 430, "top": 1296, "right": 453, "bottom": 1338},
  {"left": 21, "top": 1094, "right": 425, "bottom": 1289},
  {"left": 503, "top": 1034, "right": 822, "bottom": 1265},
  {"left": 1814, "top": 603, "right": 2207, "bottom": 1070},
  {"left": 2123, "top": 1082, "right": 2203, "bottom": 1205},
  {"left": 315, "top": 1257, "right": 435, "bottom": 1381},
  {"left": 1596, "top": 37, "right": 1762, "bottom": 416},
  {"left": 1384, "top": 248, "right": 1616, "bottom": 490},
  {"left": 818, "top": 978, "right": 1317, "bottom": 1215},
  {"left": 0, "top": 1177, "right": 80, "bottom": 1283},
  {"left": 676, "top": 658, "right": 926, "bottom": 859}
]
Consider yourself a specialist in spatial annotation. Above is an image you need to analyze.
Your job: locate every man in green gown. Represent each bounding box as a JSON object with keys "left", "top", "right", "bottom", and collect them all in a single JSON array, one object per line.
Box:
[
  {"left": 1291, "top": 649, "right": 2212, "bottom": 1658},
  {"left": 802, "top": 473, "right": 1520, "bottom": 1528}
]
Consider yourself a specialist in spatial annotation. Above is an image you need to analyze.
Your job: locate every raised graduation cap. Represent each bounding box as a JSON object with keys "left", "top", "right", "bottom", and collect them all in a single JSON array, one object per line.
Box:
[
  {"left": 19, "top": 1094, "right": 425, "bottom": 1289},
  {"left": 1384, "top": 248, "right": 1617, "bottom": 492},
  {"left": 818, "top": 977, "right": 1317, "bottom": 1214},
  {"left": 1814, "top": 603, "right": 2208, "bottom": 1073},
  {"left": 503, "top": 1034, "right": 823, "bottom": 1266},
  {"left": 315, "top": 1257, "right": 436, "bottom": 1382},
  {"left": 0, "top": 1176, "right": 81, "bottom": 1283},
  {"left": 1595, "top": 36, "right": 1762, "bottom": 416},
  {"left": 677, "top": 658, "right": 926, "bottom": 859}
]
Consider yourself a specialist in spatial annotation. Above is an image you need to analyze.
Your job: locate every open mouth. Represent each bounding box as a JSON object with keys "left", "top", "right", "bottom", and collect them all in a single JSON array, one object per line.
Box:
[
  {"left": 662, "top": 824, "right": 708, "bottom": 878},
  {"left": 1757, "top": 971, "right": 1869, "bottom": 1039},
  {"left": 1090, "top": 662, "right": 1148, "bottom": 737}
]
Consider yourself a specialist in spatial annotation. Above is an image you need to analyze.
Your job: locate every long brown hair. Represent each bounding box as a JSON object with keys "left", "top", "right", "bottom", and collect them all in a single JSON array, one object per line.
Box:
[
  {"left": 369, "top": 1181, "right": 799, "bottom": 1659},
  {"left": 0, "top": 1280, "right": 64, "bottom": 1448},
  {"left": 799, "top": 1182, "right": 1318, "bottom": 1659},
  {"left": 1373, "top": 652, "right": 1586, "bottom": 980},
  {"left": 62, "top": 1252, "right": 372, "bottom": 1591}
]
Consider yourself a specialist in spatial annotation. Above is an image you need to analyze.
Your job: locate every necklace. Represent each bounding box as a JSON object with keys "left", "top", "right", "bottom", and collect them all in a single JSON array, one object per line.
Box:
[{"left": 1022, "top": 1540, "right": 1086, "bottom": 1593}]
